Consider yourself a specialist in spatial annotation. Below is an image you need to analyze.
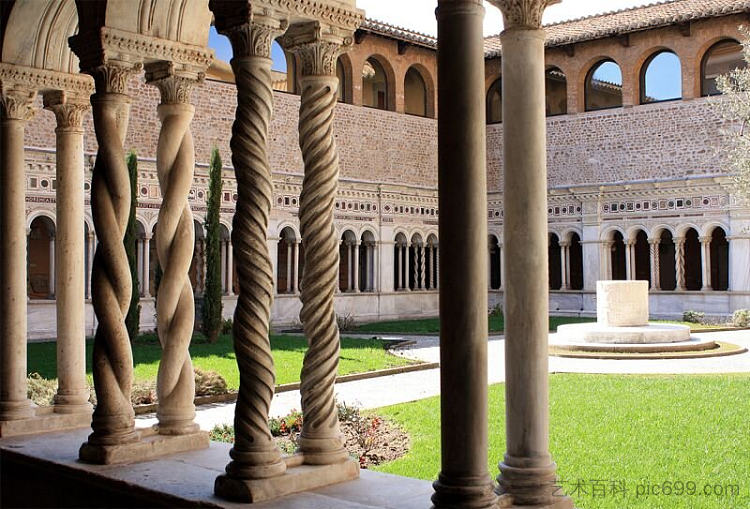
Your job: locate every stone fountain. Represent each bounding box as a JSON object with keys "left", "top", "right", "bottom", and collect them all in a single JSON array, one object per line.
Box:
[{"left": 552, "top": 280, "right": 717, "bottom": 354}]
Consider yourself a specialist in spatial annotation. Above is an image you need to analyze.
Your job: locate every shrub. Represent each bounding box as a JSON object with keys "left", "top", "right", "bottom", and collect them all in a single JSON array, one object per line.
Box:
[
  {"left": 202, "top": 147, "right": 224, "bottom": 343},
  {"left": 27, "top": 373, "right": 57, "bottom": 406},
  {"left": 124, "top": 150, "right": 141, "bottom": 341},
  {"left": 733, "top": 309, "right": 750, "bottom": 327},
  {"left": 221, "top": 318, "right": 233, "bottom": 335},
  {"left": 337, "top": 313, "right": 357, "bottom": 331},
  {"left": 209, "top": 424, "right": 234, "bottom": 443},
  {"left": 682, "top": 310, "right": 705, "bottom": 324},
  {"left": 194, "top": 367, "right": 228, "bottom": 396},
  {"left": 488, "top": 303, "right": 504, "bottom": 318},
  {"left": 131, "top": 382, "right": 156, "bottom": 405}
]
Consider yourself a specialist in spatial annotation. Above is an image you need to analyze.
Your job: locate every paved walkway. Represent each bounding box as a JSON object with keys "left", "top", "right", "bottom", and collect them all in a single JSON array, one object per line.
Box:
[{"left": 136, "top": 329, "right": 750, "bottom": 431}]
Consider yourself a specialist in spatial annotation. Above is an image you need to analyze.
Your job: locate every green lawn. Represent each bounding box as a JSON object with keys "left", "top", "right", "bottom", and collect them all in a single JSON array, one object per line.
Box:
[
  {"left": 373, "top": 374, "right": 750, "bottom": 509},
  {"left": 355, "top": 317, "right": 728, "bottom": 334},
  {"left": 355, "top": 316, "right": 597, "bottom": 334},
  {"left": 26, "top": 334, "right": 416, "bottom": 389}
]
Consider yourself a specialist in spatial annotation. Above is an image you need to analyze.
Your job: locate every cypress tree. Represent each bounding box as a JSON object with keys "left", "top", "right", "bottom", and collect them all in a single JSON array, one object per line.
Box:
[
  {"left": 202, "top": 147, "right": 223, "bottom": 342},
  {"left": 124, "top": 150, "right": 141, "bottom": 341}
]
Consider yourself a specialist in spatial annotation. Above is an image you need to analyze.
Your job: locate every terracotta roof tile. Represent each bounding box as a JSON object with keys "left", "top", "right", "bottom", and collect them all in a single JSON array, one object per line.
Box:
[{"left": 484, "top": 0, "right": 750, "bottom": 56}]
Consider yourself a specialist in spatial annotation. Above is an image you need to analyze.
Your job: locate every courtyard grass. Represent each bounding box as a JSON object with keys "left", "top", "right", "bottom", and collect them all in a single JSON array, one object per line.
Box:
[
  {"left": 355, "top": 316, "right": 596, "bottom": 334},
  {"left": 355, "top": 316, "right": 728, "bottom": 334},
  {"left": 373, "top": 373, "right": 750, "bottom": 509},
  {"left": 26, "top": 333, "right": 417, "bottom": 390}
]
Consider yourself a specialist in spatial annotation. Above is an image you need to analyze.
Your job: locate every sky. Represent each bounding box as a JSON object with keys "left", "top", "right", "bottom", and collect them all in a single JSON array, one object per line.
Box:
[
  {"left": 356, "top": 0, "right": 656, "bottom": 37},
  {"left": 209, "top": 1, "right": 675, "bottom": 92}
]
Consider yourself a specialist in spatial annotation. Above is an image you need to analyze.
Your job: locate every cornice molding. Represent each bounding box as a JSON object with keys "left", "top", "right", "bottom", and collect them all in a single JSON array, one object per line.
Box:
[{"left": 0, "top": 62, "right": 93, "bottom": 96}]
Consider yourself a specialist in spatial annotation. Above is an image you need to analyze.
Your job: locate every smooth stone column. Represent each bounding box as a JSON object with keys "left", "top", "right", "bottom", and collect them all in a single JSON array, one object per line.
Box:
[
  {"left": 287, "top": 27, "right": 350, "bottom": 466},
  {"left": 602, "top": 240, "right": 614, "bottom": 279},
  {"left": 700, "top": 236, "right": 711, "bottom": 291},
  {"left": 49, "top": 235, "right": 56, "bottom": 297},
  {"left": 353, "top": 241, "right": 360, "bottom": 292},
  {"left": 44, "top": 91, "right": 93, "bottom": 414},
  {"left": 0, "top": 85, "right": 37, "bottom": 421},
  {"left": 86, "top": 232, "right": 95, "bottom": 299},
  {"left": 490, "top": 1, "right": 573, "bottom": 507},
  {"left": 142, "top": 234, "right": 151, "bottom": 297},
  {"left": 431, "top": 1, "right": 495, "bottom": 507},
  {"left": 560, "top": 240, "right": 570, "bottom": 290},
  {"left": 293, "top": 240, "right": 301, "bottom": 293},
  {"left": 625, "top": 239, "right": 634, "bottom": 280},
  {"left": 227, "top": 239, "right": 234, "bottom": 296}
]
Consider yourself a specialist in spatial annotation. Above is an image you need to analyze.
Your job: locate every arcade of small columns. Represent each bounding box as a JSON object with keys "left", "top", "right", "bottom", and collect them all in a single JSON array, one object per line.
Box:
[{"left": 1, "top": 0, "right": 579, "bottom": 506}]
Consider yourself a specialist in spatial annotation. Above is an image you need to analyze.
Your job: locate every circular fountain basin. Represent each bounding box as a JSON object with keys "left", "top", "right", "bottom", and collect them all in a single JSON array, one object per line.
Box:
[{"left": 556, "top": 322, "right": 691, "bottom": 344}]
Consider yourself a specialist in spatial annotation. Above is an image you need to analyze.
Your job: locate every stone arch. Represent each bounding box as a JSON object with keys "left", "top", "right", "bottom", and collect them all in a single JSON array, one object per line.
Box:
[
  {"left": 683, "top": 227, "right": 702, "bottom": 291},
  {"left": 278, "top": 226, "right": 299, "bottom": 295},
  {"left": 639, "top": 48, "right": 682, "bottom": 104},
  {"left": 28, "top": 215, "right": 56, "bottom": 299},
  {"left": 545, "top": 66, "right": 567, "bottom": 116},
  {"left": 1, "top": 0, "right": 79, "bottom": 73},
  {"left": 361, "top": 54, "right": 396, "bottom": 111},
  {"left": 633, "top": 229, "right": 651, "bottom": 287},
  {"left": 609, "top": 229, "right": 627, "bottom": 281},
  {"left": 26, "top": 210, "right": 56, "bottom": 231},
  {"left": 626, "top": 225, "right": 649, "bottom": 243},
  {"left": 393, "top": 231, "right": 409, "bottom": 291},
  {"left": 486, "top": 77, "right": 502, "bottom": 124},
  {"left": 74, "top": 0, "right": 212, "bottom": 47},
  {"left": 404, "top": 63, "right": 435, "bottom": 118},
  {"left": 275, "top": 222, "right": 300, "bottom": 241},
  {"left": 709, "top": 225, "right": 729, "bottom": 291},
  {"left": 489, "top": 234, "right": 501, "bottom": 290},
  {"left": 336, "top": 53, "right": 353, "bottom": 104},
  {"left": 600, "top": 225, "right": 626, "bottom": 242},
  {"left": 700, "top": 37, "right": 745, "bottom": 97},
  {"left": 339, "top": 229, "right": 358, "bottom": 292},
  {"left": 584, "top": 58, "right": 623, "bottom": 111},
  {"left": 548, "top": 232, "right": 562, "bottom": 290}
]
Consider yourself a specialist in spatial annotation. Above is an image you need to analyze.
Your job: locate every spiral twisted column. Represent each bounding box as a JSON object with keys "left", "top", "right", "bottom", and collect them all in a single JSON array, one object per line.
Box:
[
  {"left": 676, "top": 237, "right": 686, "bottom": 290},
  {"left": 145, "top": 62, "right": 203, "bottom": 435},
  {"left": 287, "top": 33, "right": 350, "bottom": 465},
  {"left": 85, "top": 61, "right": 142, "bottom": 446},
  {"left": 0, "top": 84, "right": 37, "bottom": 422},
  {"left": 649, "top": 238, "right": 661, "bottom": 290},
  {"left": 211, "top": 13, "right": 288, "bottom": 480}
]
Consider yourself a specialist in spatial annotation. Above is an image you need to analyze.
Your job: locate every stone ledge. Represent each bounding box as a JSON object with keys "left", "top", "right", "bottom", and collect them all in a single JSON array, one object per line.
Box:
[
  {"left": 79, "top": 426, "right": 209, "bottom": 465},
  {"left": 0, "top": 406, "right": 91, "bottom": 438},
  {"left": 0, "top": 429, "right": 433, "bottom": 508},
  {"left": 215, "top": 458, "right": 359, "bottom": 503}
]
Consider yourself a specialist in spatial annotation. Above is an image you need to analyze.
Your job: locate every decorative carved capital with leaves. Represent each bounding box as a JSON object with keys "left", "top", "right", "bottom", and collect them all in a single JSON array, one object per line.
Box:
[
  {"left": 223, "top": 17, "right": 289, "bottom": 59},
  {"left": 145, "top": 61, "right": 205, "bottom": 105},
  {"left": 43, "top": 90, "right": 90, "bottom": 129},
  {"left": 283, "top": 22, "right": 353, "bottom": 77},
  {"left": 0, "top": 85, "right": 37, "bottom": 121},
  {"left": 88, "top": 60, "right": 143, "bottom": 95},
  {"left": 489, "top": 0, "right": 560, "bottom": 30}
]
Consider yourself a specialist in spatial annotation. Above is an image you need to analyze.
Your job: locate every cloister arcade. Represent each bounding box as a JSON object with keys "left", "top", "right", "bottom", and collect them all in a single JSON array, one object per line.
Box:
[{"left": 486, "top": 35, "right": 746, "bottom": 118}]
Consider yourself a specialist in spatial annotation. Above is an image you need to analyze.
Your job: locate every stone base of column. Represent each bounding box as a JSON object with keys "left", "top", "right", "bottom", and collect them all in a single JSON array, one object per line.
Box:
[
  {"left": 431, "top": 473, "right": 497, "bottom": 509},
  {"left": 496, "top": 457, "right": 574, "bottom": 509},
  {"left": 215, "top": 455, "right": 359, "bottom": 503},
  {"left": 79, "top": 426, "right": 209, "bottom": 465},
  {"left": 0, "top": 405, "right": 91, "bottom": 438}
]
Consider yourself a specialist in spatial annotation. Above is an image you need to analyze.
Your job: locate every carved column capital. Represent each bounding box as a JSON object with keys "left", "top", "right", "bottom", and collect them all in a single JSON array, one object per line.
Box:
[
  {"left": 145, "top": 61, "right": 205, "bottom": 105},
  {"left": 488, "top": 0, "right": 560, "bottom": 30},
  {"left": 283, "top": 22, "right": 353, "bottom": 77},
  {"left": 219, "top": 17, "right": 289, "bottom": 59},
  {"left": 86, "top": 60, "right": 143, "bottom": 95},
  {"left": 0, "top": 85, "right": 37, "bottom": 121},
  {"left": 699, "top": 236, "right": 712, "bottom": 244},
  {"left": 43, "top": 91, "right": 90, "bottom": 129}
]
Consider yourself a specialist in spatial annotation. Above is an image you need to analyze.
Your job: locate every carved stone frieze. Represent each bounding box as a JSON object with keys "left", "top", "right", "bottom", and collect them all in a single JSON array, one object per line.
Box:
[{"left": 70, "top": 27, "right": 213, "bottom": 72}]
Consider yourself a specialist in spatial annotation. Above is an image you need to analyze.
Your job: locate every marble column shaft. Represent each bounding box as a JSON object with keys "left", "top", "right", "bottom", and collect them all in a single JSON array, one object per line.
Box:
[
  {"left": 0, "top": 85, "right": 37, "bottom": 421},
  {"left": 700, "top": 236, "right": 711, "bottom": 290},
  {"left": 676, "top": 237, "right": 686, "bottom": 290},
  {"left": 45, "top": 91, "right": 93, "bottom": 414},
  {"left": 431, "top": 1, "right": 495, "bottom": 507},
  {"left": 353, "top": 242, "right": 360, "bottom": 292},
  {"left": 493, "top": 1, "right": 572, "bottom": 506}
]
